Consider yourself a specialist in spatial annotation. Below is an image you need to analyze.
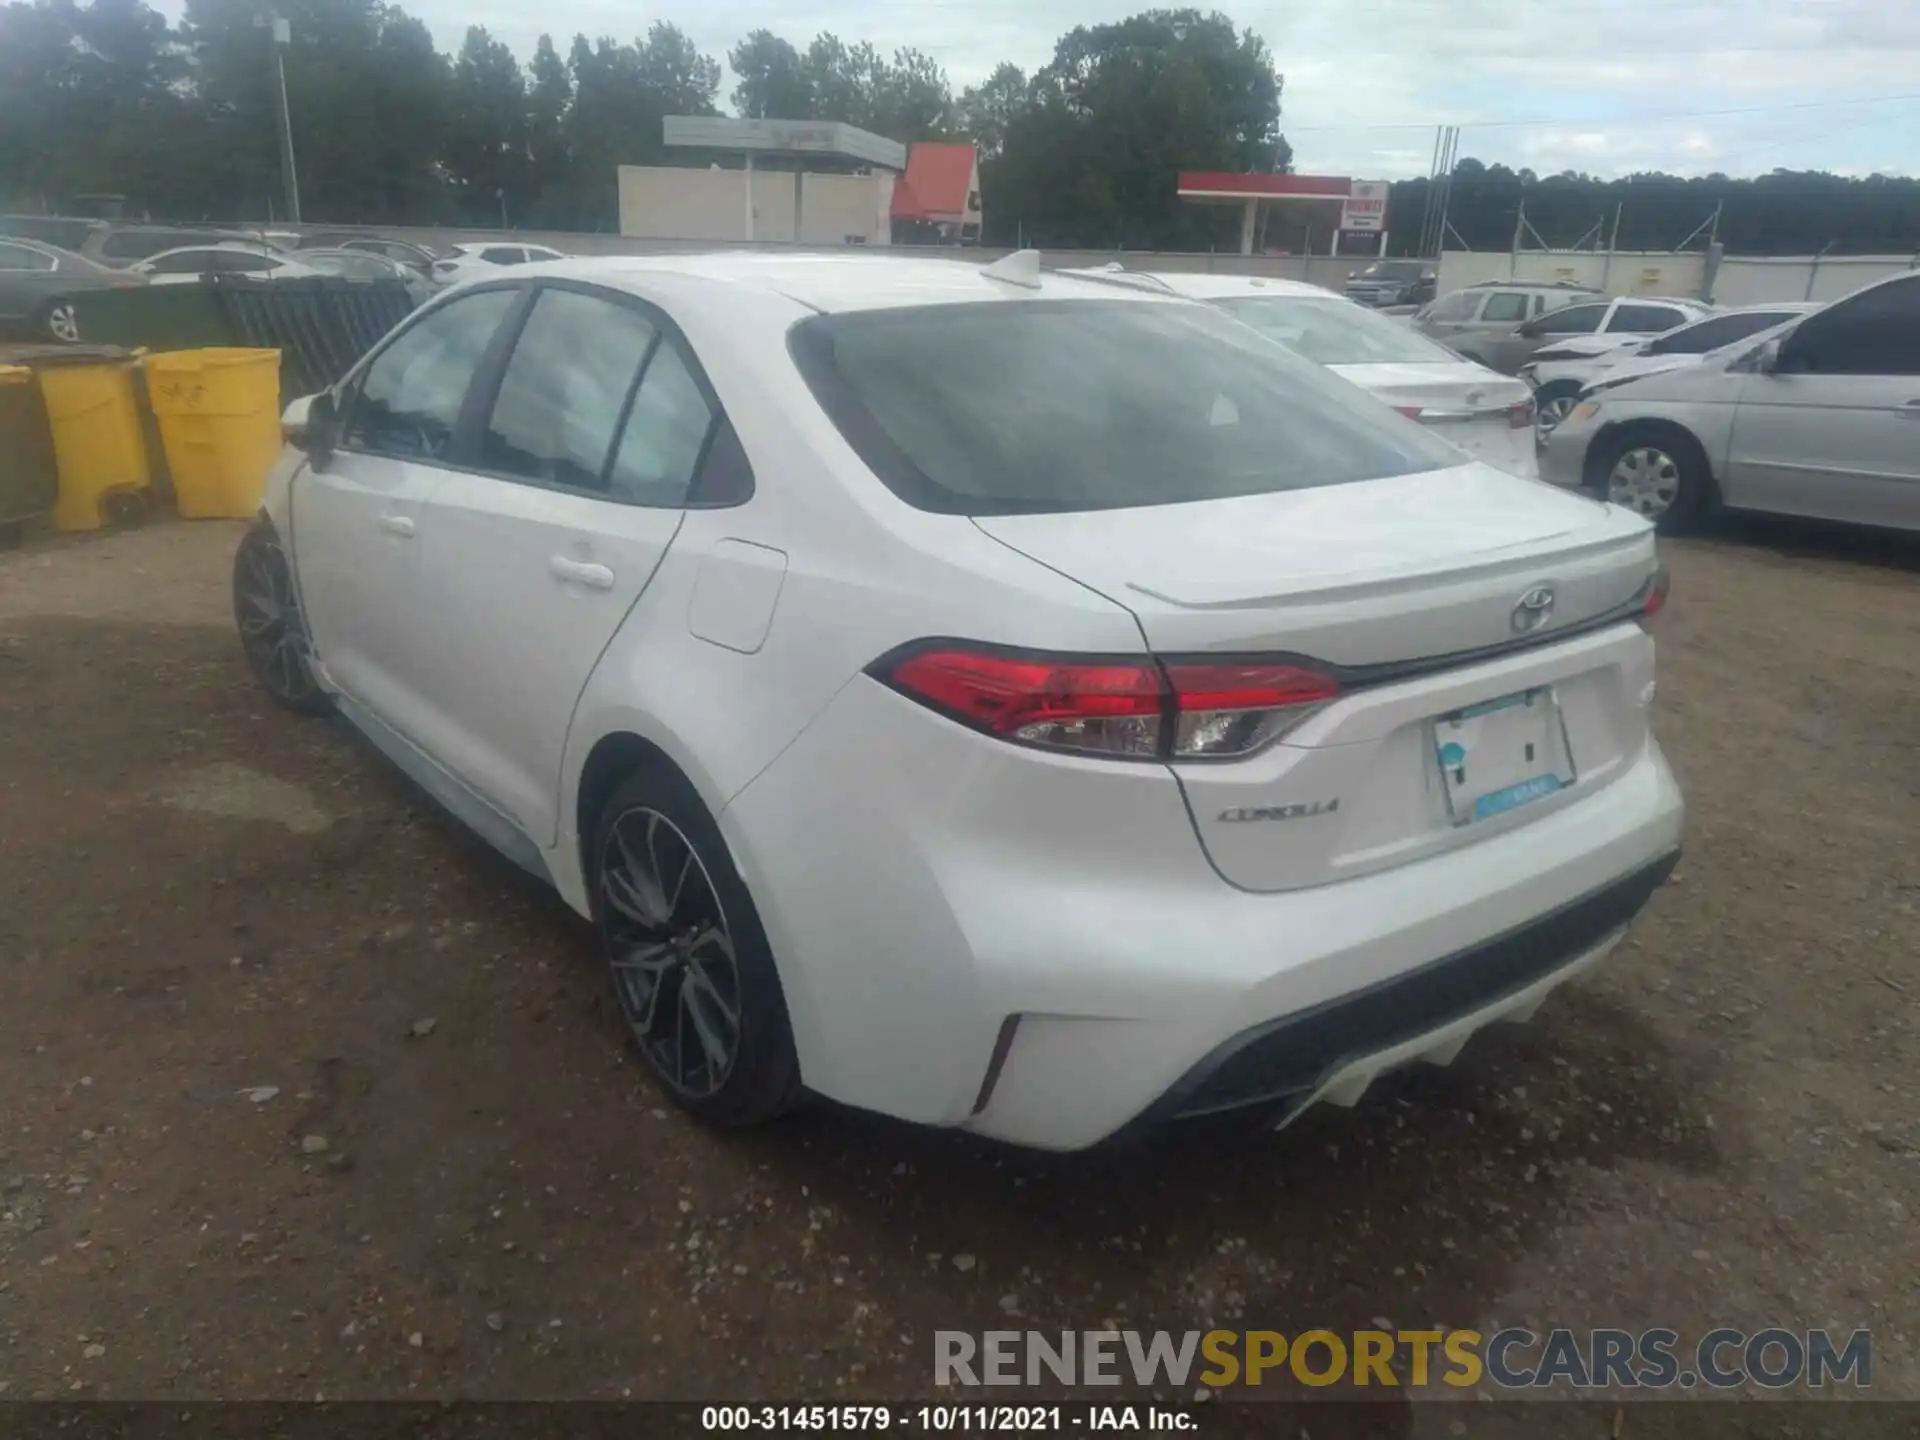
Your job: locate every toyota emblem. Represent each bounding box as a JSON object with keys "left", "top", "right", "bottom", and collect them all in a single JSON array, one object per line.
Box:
[{"left": 1511, "top": 585, "right": 1557, "bottom": 634}]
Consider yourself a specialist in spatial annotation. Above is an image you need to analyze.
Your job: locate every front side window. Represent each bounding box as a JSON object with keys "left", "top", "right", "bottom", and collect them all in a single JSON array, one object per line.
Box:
[
  {"left": 607, "top": 341, "right": 717, "bottom": 506},
  {"left": 1533, "top": 304, "right": 1606, "bottom": 335},
  {"left": 478, "top": 288, "right": 658, "bottom": 491},
  {"left": 1218, "top": 295, "right": 1462, "bottom": 366},
  {"left": 1479, "top": 292, "right": 1529, "bottom": 323},
  {"left": 479, "top": 247, "right": 524, "bottom": 266},
  {"left": 1782, "top": 277, "right": 1920, "bottom": 377},
  {"left": 342, "top": 288, "right": 518, "bottom": 460},
  {"left": 791, "top": 299, "right": 1461, "bottom": 516}
]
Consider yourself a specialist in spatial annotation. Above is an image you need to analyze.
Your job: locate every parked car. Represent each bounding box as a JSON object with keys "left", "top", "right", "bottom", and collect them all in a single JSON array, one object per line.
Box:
[
  {"left": 297, "top": 247, "right": 436, "bottom": 303},
  {"left": 84, "top": 224, "right": 268, "bottom": 267},
  {"left": 1524, "top": 303, "right": 1819, "bottom": 435},
  {"left": 1344, "top": 258, "right": 1437, "bottom": 308},
  {"left": 234, "top": 252, "right": 1682, "bottom": 1149},
  {"left": 1540, "top": 272, "right": 1919, "bottom": 533},
  {"left": 0, "top": 214, "right": 106, "bottom": 252},
  {"left": 1107, "top": 272, "right": 1540, "bottom": 478},
  {"left": 430, "top": 241, "right": 567, "bottom": 286},
  {"left": 1412, "top": 281, "right": 1599, "bottom": 371},
  {"left": 129, "top": 243, "right": 323, "bottom": 284},
  {"left": 299, "top": 234, "right": 439, "bottom": 275},
  {"left": 1418, "top": 286, "right": 1710, "bottom": 375},
  {"left": 0, "top": 236, "right": 144, "bottom": 342}
]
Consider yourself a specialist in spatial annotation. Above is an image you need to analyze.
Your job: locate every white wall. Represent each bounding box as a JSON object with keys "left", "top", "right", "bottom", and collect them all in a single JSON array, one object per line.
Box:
[
  {"left": 1710, "top": 254, "right": 1918, "bottom": 306},
  {"left": 1437, "top": 249, "right": 1706, "bottom": 298},
  {"left": 616, "top": 166, "right": 893, "bottom": 245}
]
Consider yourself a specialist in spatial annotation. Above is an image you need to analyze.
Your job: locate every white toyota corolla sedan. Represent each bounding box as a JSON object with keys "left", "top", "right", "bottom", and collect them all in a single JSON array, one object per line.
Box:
[{"left": 235, "top": 250, "right": 1683, "bottom": 1151}]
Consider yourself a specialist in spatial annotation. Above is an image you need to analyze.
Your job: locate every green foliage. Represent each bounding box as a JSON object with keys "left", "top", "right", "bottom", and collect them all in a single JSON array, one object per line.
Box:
[{"left": 1, "top": 0, "right": 1916, "bottom": 250}]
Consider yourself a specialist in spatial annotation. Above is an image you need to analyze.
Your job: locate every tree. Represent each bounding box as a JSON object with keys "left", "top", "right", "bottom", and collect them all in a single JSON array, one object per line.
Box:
[
  {"left": 957, "top": 63, "right": 1028, "bottom": 160},
  {"left": 728, "top": 29, "right": 811, "bottom": 120},
  {"left": 444, "top": 26, "right": 528, "bottom": 225}
]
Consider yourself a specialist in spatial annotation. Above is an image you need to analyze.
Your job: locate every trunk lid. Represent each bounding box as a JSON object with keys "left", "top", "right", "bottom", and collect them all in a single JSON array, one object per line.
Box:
[
  {"left": 1330, "top": 361, "right": 1538, "bottom": 478},
  {"left": 975, "top": 465, "right": 1661, "bottom": 892}
]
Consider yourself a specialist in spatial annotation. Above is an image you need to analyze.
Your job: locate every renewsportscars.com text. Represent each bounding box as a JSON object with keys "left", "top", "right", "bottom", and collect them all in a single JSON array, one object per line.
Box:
[{"left": 934, "top": 1328, "right": 1872, "bottom": 1391}]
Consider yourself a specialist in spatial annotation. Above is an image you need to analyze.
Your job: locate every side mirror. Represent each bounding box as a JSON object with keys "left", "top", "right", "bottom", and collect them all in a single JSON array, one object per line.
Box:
[
  {"left": 1754, "top": 337, "right": 1784, "bottom": 375},
  {"left": 1517, "top": 320, "right": 1543, "bottom": 338},
  {"left": 284, "top": 390, "right": 338, "bottom": 465}
]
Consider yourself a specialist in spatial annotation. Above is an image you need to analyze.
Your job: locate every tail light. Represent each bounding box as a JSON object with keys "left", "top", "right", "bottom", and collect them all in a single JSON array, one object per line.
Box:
[
  {"left": 1508, "top": 398, "right": 1537, "bottom": 430},
  {"left": 876, "top": 647, "right": 1341, "bottom": 761},
  {"left": 1636, "top": 565, "right": 1670, "bottom": 629},
  {"left": 1392, "top": 405, "right": 1424, "bottom": 420}
]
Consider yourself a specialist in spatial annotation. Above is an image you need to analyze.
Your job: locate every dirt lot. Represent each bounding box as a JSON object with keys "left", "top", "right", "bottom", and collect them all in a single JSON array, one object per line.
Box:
[{"left": 0, "top": 517, "right": 1915, "bottom": 1424}]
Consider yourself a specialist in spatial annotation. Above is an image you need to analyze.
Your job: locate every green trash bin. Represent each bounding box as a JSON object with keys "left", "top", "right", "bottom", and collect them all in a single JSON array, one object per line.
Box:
[
  {"left": 66, "top": 283, "right": 236, "bottom": 351},
  {"left": 0, "top": 364, "right": 60, "bottom": 541}
]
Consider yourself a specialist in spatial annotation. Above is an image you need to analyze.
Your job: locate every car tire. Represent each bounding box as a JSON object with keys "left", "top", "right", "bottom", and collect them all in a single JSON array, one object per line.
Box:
[
  {"left": 1533, "top": 381, "right": 1584, "bottom": 437},
  {"left": 232, "top": 518, "right": 332, "bottom": 715},
  {"left": 590, "top": 765, "right": 804, "bottom": 1128},
  {"left": 1593, "top": 425, "right": 1714, "bottom": 534}
]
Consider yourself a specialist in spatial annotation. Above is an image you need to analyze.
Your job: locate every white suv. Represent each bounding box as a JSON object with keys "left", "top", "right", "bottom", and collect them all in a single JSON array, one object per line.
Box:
[{"left": 236, "top": 252, "right": 1683, "bottom": 1150}]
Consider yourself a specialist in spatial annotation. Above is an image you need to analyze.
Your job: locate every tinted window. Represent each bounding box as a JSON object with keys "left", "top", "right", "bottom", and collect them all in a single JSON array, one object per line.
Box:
[
  {"left": 479, "top": 247, "right": 523, "bottom": 265},
  {"left": 0, "top": 216, "right": 95, "bottom": 249},
  {"left": 1647, "top": 311, "right": 1793, "bottom": 355},
  {"left": 343, "top": 288, "right": 517, "bottom": 460},
  {"left": 1783, "top": 277, "right": 1920, "bottom": 377},
  {"left": 478, "top": 289, "right": 657, "bottom": 491},
  {"left": 0, "top": 242, "right": 54, "bottom": 271},
  {"left": 1611, "top": 303, "right": 1688, "bottom": 333},
  {"left": 1218, "top": 295, "right": 1462, "bottom": 365},
  {"left": 608, "top": 340, "right": 716, "bottom": 506},
  {"left": 1479, "top": 292, "right": 1529, "bottom": 323},
  {"left": 215, "top": 251, "right": 279, "bottom": 273},
  {"left": 145, "top": 250, "right": 218, "bottom": 275},
  {"left": 100, "top": 230, "right": 185, "bottom": 260},
  {"left": 790, "top": 300, "right": 1460, "bottom": 516},
  {"left": 1533, "top": 303, "right": 1606, "bottom": 335}
]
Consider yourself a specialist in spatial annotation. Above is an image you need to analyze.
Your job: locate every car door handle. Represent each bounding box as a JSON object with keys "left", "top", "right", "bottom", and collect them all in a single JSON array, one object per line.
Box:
[
  {"left": 549, "top": 555, "right": 615, "bottom": 590},
  {"left": 377, "top": 514, "right": 415, "bottom": 538}
]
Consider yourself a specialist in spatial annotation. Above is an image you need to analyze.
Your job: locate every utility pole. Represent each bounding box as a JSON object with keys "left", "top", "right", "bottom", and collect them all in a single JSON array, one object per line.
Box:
[{"left": 257, "top": 12, "right": 301, "bottom": 223}]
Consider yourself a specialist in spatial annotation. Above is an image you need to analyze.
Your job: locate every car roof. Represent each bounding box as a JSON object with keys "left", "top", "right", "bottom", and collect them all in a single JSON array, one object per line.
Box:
[
  {"left": 1109, "top": 270, "right": 1333, "bottom": 301},
  {"left": 522, "top": 251, "right": 1186, "bottom": 314},
  {"left": 1464, "top": 279, "right": 1598, "bottom": 291}
]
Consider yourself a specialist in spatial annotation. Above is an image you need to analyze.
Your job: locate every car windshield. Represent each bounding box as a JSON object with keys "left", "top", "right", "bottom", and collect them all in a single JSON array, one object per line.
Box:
[
  {"left": 789, "top": 299, "right": 1460, "bottom": 516},
  {"left": 1215, "top": 294, "right": 1462, "bottom": 366}
]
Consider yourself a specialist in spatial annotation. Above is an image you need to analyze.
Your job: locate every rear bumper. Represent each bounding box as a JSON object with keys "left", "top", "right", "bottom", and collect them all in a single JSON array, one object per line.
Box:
[
  {"left": 727, "top": 675, "right": 1685, "bottom": 1151},
  {"left": 1116, "top": 849, "right": 1677, "bottom": 1136}
]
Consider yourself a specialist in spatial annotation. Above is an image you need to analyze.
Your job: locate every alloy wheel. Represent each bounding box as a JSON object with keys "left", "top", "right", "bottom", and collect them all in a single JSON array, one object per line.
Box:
[
  {"left": 1607, "top": 445, "right": 1682, "bottom": 518},
  {"left": 235, "top": 532, "right": 313, "bottom": 701},
  {"left": 599, "top": 807, "right": 742, "bottom": 1100},
  {"left": 1536, "top": 393, "right": 1579, "bottom": 436},
  {"left": 46, "top": 302, "right": 79, "bottom": 343}
]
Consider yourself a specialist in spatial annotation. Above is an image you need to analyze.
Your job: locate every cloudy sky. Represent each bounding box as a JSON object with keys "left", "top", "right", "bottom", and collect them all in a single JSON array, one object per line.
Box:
[{"left": 161, "top": 0, "right": 1920, "bottom": 179}]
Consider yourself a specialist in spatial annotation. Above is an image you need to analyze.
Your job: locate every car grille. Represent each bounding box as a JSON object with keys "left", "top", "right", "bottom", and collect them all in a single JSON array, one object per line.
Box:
[{"left": 1155, "top": 851, "right": 1680, "bottom": 1122}]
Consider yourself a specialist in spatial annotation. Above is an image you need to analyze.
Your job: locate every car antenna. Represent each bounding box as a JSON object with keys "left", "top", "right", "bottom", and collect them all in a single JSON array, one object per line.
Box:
[{"left": 980, "top": 249, "right": 1043, "bottom": 290}]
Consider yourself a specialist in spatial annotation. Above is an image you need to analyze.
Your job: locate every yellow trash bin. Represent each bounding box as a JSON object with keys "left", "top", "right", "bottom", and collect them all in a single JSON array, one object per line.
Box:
[
  {"left": 33, "top": 351, "right": 153, "bottom": 532},
  {"left": 141, "top": 348, "right": 283, "bottom": 519}
]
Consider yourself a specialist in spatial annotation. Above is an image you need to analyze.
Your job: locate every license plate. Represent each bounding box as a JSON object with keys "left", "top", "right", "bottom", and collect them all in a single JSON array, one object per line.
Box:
[{"left": 1430, "top": 688, "right": 1576, "bottom": 826}]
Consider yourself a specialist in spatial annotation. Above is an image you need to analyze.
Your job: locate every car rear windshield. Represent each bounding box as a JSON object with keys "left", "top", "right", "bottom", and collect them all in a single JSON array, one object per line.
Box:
[
  {"left": 1217, "top": 295, "right": 1462, "bottom": 367},
  {"left": 788, "top": 300, "right": 1459, "bottom": 516}
]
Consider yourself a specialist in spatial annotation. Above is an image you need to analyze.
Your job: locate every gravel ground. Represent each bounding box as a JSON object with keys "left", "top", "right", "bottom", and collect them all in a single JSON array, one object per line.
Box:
[{"left": 0, "top": 517, "right": 1914, "bottom": 1427}]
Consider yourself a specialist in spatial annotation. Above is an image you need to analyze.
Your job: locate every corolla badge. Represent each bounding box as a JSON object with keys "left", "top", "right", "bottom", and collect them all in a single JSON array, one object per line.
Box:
[{"left": 1511, "top": 584, "right": 1557, "bottom": 634}]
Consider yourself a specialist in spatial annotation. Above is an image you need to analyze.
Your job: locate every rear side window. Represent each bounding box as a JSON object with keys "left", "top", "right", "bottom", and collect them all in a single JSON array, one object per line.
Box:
[
  {"left": 214, "top": 251, "right": 279, "bottom": 273},
  {"left": 1648, "top": 311, "right": 1792, "bottom": 355},
  {"left": 479, "top": 247, "right": 523, "bottom": 265},
  {"left": 478, "top": 288, "right": 658, "bottom": 491},
  {"left": 343, "top": 288, "right": 518, "bottom": 460},
  {"left": 1611, "top": 303, "right": 1688, "bottom": 332},
  {"left": 145, "top": 250, "right": 217, "bottom": 274},
  {"left": 607, "top": 341, "right": 717, "bottom": 506},
  {"left": 1479, "top": 293, "right": 1529, "bottom": 322},
  {"left": 790, "top": 300, "right": 1460, "bottom": 516}
]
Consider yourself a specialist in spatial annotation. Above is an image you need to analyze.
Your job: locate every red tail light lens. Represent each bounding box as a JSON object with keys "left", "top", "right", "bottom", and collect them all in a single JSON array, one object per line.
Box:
[
  {"left": 1508, "top": 398, "right": 1537, "bottom": 430},
  {"left": 1637, "top": 565, "right": 1670, "bottom": 628},
  {"left": 1392, "top": 405, "right": 1424, "bottom": 420},
  {"left": 878, "top": 648, "right": 1341, "bottom": 760}
]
